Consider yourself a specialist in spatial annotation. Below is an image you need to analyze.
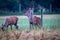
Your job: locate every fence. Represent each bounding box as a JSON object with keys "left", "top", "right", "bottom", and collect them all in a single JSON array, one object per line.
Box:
[{"left": 0, "top": 15, "right": 60, "bottom": 30}]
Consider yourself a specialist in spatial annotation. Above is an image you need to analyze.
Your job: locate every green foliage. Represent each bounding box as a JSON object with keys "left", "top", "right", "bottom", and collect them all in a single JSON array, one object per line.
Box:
[
  {"left": 0, "top": 0, "right": 53, "bottom": 10},
  {"left": 0, "top": 0, "right": 19, "bottom": 11},
  {"left": 0, "top": 0, "right": 60, "bottom": 13}
]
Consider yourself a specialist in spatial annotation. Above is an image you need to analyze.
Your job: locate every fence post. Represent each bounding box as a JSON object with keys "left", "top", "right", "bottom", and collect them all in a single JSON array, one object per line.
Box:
[{"left": 41, "top": 9, "right": 43, "bottom": 27}]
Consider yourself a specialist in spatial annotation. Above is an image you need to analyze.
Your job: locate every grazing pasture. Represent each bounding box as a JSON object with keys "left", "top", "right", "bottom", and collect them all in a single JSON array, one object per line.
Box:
[
  {"left": 0, "top": 14, "right": 60, "bottom": 40},
  {"left": 0, "top": 16, "right": 30, "bottom": 31},
  {"left": 0, "top": 14, "right": 60, "bottom": 30}
]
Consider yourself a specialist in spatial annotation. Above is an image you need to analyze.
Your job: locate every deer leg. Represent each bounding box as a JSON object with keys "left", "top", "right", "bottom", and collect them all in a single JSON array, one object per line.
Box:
[
  {"left": 31, "top": 24, "right": 33, "bottom": 30},
  {"left": 30, "top": 22, "right": 32, "bottom": 30},
  {"left": 30, "top": 22, "right": 34, "bottom": 30},
  {"left": 10, "top": 25, "right": 12, "bottom": 30},
  {"left": 35, "top": 25, "right": 37, "bottom": 30},
  {"left": 16, "top": 25, "right": 18, "bottom": 30},
  {"left": 30, "top": 24, "right": 31, "bottom": 30},
  {"left": 30, "top": 24, "right": 32, "bottom": 30},
  {"left": 6, "top": 25, "right": 8, "bottom": 30},
  {"left": 37, "top": 24, "right": 41, "bottom": 29},
  {"left": 15, "top": 24, "right": 18, "bottom": 30}
]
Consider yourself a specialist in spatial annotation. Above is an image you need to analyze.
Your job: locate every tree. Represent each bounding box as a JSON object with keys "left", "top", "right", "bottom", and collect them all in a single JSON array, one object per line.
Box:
[{"left": 0, "top": 0, "right": 19, "bottom": 11}]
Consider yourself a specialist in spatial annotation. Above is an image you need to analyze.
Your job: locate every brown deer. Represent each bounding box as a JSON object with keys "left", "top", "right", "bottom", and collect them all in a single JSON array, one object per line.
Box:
[
  {"left": 1, "top": 16, "right": 18, "bottom": 31},
  {"left": 24, "top": 8, "right": 41, "bottom": 29}
]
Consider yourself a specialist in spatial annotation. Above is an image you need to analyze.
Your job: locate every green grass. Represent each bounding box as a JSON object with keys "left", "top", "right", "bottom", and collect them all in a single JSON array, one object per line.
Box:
[
  {"left": 0, "top": 15, "right": 60, "bottom": 31},
  {"left": 43, "top": 19, "right": 60, "bottom": 29},
  {"left": 0, "top": 17, "right": 30, "bottom": 31}
]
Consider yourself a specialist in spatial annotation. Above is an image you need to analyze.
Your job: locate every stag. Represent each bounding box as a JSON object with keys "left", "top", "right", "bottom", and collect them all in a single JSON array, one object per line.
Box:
[{"left": 24, "top": 8, "right": 41, "bottom": 30}]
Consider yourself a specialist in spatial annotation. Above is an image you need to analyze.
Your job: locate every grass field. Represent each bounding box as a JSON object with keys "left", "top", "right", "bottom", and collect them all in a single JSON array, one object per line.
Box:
[
  {"left": 0, "top": 16, "right": 30, "bottom": 31},
  {"left": 43, "top": 14, "right": 60, "bottom": 29},
  {"left": 0, "top": 14, "right": 60, "bottom": 30}
]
